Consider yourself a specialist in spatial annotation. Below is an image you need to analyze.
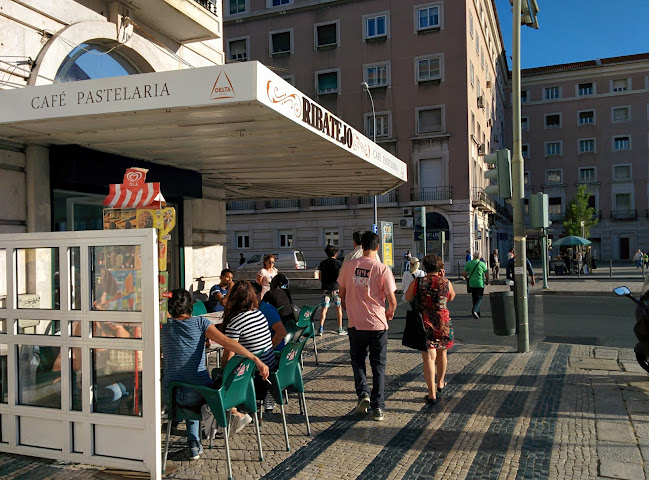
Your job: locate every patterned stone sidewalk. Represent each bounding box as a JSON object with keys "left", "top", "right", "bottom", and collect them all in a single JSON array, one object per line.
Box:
[{"left": 1, "top": 334, "right": 648, "bottom": 480}]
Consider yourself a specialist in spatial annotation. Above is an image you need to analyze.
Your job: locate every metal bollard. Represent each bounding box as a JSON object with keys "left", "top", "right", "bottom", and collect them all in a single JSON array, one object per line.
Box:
[{"left": 610, "top": 259, "right": 612, "bottom": 278}]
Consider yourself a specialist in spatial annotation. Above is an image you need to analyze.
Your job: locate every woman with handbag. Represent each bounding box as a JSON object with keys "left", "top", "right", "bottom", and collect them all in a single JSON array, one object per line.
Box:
[{"left": 405, "top": 254, "right": 455, "bottom": 404}]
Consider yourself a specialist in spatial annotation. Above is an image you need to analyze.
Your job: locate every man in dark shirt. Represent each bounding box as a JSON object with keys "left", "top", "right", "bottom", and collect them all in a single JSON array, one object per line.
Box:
[{"left": 317, "top": 244, "right": 346, "bottom": 336}]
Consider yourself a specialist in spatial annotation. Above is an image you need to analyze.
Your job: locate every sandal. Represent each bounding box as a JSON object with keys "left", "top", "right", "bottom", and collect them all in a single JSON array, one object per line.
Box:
[
  {"left": 425, "top": 395, "right": 437, "bottom": 405},
  {"left": 437, "top": 382, "right": 446, "bottom": 393}
]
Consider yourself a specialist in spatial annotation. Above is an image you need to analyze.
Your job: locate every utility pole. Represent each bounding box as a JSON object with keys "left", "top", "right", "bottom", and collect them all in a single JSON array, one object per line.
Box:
[
  {"left": 511, "top": 0, "right": 539, "bottom": 353},
  {"left": 362, "top": 82, "right": 378, "bottom": 232}
]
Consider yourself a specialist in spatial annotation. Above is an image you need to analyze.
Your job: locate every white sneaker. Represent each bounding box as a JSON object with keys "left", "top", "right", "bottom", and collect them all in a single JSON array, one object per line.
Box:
[
  {"left": 229, "top": 413, "right": 252, "bottom": 437},
  {"left": 317, "top": 327, "right": 324, "bottom": 336}
]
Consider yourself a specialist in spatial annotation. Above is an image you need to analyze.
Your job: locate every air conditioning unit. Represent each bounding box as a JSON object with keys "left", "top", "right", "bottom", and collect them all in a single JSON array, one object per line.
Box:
[
  {"left": 487, "top": 118, "right": 493, "bottom": 127},
  {"left": 486, "top": 80, "right": 492, "bottom": 89},
  {"left": 399, "top": 218, "right": 414, "bottom": 228},
  {"left": 477, "top": 96, "right": 485, "bottom": 109},
  {"left": 402, "top": 207, "right": 413, "bottom": 216},
  {"left": 478, "top": 143, "right": 486, "bottom": 156}
]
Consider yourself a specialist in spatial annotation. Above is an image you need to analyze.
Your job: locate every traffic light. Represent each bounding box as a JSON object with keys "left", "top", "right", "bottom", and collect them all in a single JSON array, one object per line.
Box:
[
  {"left": 529, "top": 192, "right": 549, "bottom": 228},
  {"left": 484, "top": 149, "right": 512, "bottom": 199}
]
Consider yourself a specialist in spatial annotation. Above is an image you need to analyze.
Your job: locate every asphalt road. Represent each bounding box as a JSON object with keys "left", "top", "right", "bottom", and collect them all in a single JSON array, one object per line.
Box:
[{"left": 292, "top": 291, "right": 639, "bottom": 350}]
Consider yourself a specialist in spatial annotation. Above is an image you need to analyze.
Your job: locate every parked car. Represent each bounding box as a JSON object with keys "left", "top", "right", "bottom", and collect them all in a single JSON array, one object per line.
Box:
[{"left": 236, "top": 251, "right": 307, "bottom": 272}]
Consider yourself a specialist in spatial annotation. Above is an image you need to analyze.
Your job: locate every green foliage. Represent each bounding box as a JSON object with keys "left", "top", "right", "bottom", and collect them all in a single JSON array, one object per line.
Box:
[{"left": 562, "top": 184, "right": 598, "bottom": 238}]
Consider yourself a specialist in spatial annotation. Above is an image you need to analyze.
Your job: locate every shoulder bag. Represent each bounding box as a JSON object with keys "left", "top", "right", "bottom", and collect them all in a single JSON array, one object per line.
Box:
[
  {"left": 402, "top": 278, "right": 427, "bottom": 351},
  {"left": 466, "top": 261, "right": 480, "bottom": 294}
]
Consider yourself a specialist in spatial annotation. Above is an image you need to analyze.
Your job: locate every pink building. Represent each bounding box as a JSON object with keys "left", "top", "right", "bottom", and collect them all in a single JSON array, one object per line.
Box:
[
  {"left": 223, "top": 0, "right": 510, "bottom": 272},
  {"left": 513, "top": 53, "right": 649, "bottom": 261}
]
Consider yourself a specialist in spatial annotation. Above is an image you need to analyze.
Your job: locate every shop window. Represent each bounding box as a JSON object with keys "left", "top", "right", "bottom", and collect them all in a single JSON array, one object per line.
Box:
[
  {"left": 91, "top": 246, "right": 140, "bottom": 312},
  {"left": 17, "top": 344, "right": 62, "bottom": 408},
  {"left": 16, "top": 248, "right": 60, "bottom": 310}
]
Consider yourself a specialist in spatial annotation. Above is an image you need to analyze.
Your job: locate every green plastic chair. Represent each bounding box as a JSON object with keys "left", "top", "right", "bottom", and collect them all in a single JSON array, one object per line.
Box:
[
  {"left": 296, "top": 304, "right": 321, "bottom": 365},
  {"left": 162, "top": 355, "right": 263, "bottom": 480},
  {"left": 192, "top": 300, "right": 208, "bottom": 316},
  {"left": 269, "top": 338, "right": 311, "bottom": 452}
]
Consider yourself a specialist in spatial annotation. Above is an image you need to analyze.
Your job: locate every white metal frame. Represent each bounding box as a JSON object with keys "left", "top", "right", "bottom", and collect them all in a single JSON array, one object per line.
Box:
[{"left": 0, "top": 229, "right": 160, "bottom": 479}]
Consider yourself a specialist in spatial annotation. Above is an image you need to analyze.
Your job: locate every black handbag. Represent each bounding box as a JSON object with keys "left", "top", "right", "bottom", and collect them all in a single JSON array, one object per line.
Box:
[{"left": 401, "top": 278, "right": 427, "bottom": 351}]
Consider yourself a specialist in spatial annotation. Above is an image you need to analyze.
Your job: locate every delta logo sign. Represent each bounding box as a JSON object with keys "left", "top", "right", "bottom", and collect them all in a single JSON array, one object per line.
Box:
[{"left": 210, "top": 71, "right": 236, "bottom": 100}]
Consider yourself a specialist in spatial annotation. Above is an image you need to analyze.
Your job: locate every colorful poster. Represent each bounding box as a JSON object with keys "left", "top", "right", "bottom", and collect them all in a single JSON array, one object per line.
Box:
[{"left": 103, "top": 208, "right": 137, "bottom": 230}]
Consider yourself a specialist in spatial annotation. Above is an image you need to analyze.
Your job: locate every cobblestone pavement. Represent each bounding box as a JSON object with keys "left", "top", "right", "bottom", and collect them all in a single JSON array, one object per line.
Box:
[{"left": 2, "top": 329, "right": 649, "bottom": 480}]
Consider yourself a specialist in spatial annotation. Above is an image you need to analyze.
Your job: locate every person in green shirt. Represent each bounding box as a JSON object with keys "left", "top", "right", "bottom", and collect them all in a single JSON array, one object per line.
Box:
[{"left": 463, "top": 251, "right": 489, "bottom": 319}]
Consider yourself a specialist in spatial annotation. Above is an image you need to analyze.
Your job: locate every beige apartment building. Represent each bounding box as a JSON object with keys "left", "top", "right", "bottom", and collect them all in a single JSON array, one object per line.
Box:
[
  {"left": 515, "top": 53, "right": 649, "bottom": 261},
  {"left": 223, "top": 0, "right": 511, "bottom": 273}
]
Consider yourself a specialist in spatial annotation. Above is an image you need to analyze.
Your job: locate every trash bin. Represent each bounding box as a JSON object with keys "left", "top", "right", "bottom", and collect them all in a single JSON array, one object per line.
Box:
[{"left": 490, "top": 291, "right": 516, "bottom": 336}]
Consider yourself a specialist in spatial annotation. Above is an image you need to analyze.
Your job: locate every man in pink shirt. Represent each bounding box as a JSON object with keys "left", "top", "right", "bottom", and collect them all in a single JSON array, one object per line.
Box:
[{"left": 338, "top": 231, "right": 397, "bottom": 421}]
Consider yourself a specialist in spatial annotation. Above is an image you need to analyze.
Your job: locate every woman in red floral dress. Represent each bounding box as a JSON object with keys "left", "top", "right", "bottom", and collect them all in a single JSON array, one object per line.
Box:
[{"left": 405, "top": 254, "right": 455, "bottom": 404}]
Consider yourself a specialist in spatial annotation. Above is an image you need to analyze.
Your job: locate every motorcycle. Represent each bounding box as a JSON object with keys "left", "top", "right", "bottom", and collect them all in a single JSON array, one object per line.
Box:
[{"left": 613, "top": 286, "right": 649, "bottom": 373}]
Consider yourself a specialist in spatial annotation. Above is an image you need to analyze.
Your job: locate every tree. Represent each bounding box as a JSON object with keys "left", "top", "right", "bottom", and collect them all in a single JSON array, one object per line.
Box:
[{"left": 562, "top": 184, "right": 598, "bottom": 238}]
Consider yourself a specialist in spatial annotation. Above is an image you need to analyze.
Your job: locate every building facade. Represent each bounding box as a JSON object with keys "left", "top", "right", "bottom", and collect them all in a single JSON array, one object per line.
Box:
[
  {"left": 513, "top": 53, "right": 649, "bottom": 261},
  {"left": 223, "top": 0, "right": 511, "bottom": 273}
]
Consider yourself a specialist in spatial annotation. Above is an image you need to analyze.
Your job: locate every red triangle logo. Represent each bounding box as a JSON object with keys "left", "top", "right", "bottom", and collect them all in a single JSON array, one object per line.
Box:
[{"left": 210, "top": 71, "right": 236, "bottom": 100}]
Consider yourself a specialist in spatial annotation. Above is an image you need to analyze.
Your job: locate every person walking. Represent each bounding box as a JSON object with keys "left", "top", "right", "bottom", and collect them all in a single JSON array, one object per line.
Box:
[
  {"left": 404, "top": 254, "right": 455, "bottom": 404},
  {"left": 338, "top": 231, "right": 397, "bottom": 422},
  {"left": 465, "top": 250, "right": 472, "bottom": 263},
  {"left": 489, "top": 249, "right": 500, "bottom": 280},
  {"left": 239, "top": 253, "right": 246, "bottom": 266},
  {"left": 342, "top": 231, "right": 380, "bottom": 267},
  {"left": 317, "top": 244, "right": 346, "bottom": 336},
  {"left": 506, "top": 250, "right": 535, "bottom": 293},
  {"left": 463, "top": 251, "right": 488, "bottom": 319},
  {"left": 633, "top": 249, "right": 643, "bottom": 269},
  {"left": 401, "top": 256, "right": 425, "bottom": 303}
]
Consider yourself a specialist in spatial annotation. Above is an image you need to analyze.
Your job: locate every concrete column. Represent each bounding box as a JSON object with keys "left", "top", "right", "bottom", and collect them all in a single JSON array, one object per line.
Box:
[{"left": 25, "top": 145, "right": 51, "bottom": 233}]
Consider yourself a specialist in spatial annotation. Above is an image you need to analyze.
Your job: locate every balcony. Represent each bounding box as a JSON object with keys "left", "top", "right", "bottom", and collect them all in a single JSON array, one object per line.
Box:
[
  {"left": 611, "top": 210, "right": 637, "bottom": 221},
  {"left": 358, "top": 192, "right": 398, "bottom": 204},
  {"left": 265, "top": 199, "right": 300, "bottom": 209},
  {"left": 310, "top": 197, "right": 348, "bottom": 207},
  {"left": 410, "top": 186, "right": 452, "bottom": 202},
  {"left": 471, "top": 187, "right": 492, "bottom": 211},
  {"left": 226, "top": 200, "right": 256, "bottom": 211},
  {"left": 549, "top": 212, "right": 564, "bottom": 222},
  {"left": 125, "top": 0, "right": 221, "bottom": 43}
]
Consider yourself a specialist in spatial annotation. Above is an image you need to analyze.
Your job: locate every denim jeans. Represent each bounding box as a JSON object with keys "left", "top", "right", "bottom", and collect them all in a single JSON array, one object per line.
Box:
[
  {"left": 175, "top": 387, "right": 205, "bottom": 446},
  {"left": 471, "top": 287, "right": 485, "bottom": 314},
  {"left": 348, "top": 328, "right": 387, "bottom": 410}
]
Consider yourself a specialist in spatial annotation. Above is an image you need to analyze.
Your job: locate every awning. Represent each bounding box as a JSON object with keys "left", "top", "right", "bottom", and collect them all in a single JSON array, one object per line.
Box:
[
  {"left": 103, "top": 168, "right": 166, "bottom": 208},
  {"left": 0, "top": 61, "right": 407, "bottom": 199}
]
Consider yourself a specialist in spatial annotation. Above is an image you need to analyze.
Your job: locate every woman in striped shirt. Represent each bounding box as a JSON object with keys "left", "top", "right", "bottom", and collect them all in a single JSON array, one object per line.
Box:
[{"left": 223, "top": 281, "right": 278, "bottom": 428}]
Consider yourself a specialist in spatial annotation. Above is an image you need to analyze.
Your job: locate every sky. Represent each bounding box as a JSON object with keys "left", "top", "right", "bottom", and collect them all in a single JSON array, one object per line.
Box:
[{"left": 494, "top": 0, "right": 649, "bottom": 69}]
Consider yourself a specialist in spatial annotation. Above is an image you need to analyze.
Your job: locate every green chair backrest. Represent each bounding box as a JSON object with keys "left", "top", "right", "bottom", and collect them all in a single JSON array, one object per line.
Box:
[
  {"left": 273, "top": 338, "right": 308, "bottom": 398},
  {"left": 284, "top": 319, "right": 306, "bottom": 343},
  {"left": 192, "top": 300, "right": 208, "bottom": 316},
  {"left": 221, "top": 355, "right": 259, "bottom": 414},
  {"left": 296, "top": 304, "right": 319, "bottom": 325}
]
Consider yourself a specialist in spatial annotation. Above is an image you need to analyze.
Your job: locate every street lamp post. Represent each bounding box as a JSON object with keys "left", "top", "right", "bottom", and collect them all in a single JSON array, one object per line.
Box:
[{"left": 362, "top": 81, "right": 378, "bottom": 231}]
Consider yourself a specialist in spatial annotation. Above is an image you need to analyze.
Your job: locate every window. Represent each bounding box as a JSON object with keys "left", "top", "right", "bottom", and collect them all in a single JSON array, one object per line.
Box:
[
  {"left": 545, "top": 141, "right": 561, "bottom": 156},
  {"left": 417, "top": 106, "right": 443, "bottom": 134},
  {"left": 521, "top": 116, "right": 529, "bottom": 131},
  {"left": 578, "top": 82, "right": 593, "bottom": 96},
  {"left": 416, "top": 55, "right": 442, "bottom": 82},
  {"left": 480, "top": 46, "right": 484, "bottom": 71},
  {"left": 546, "top": 169, "right": 563, "bottom": 185},
  {"left": 612, "top": 78, "right": 629, "bottom": 92},
  {"left": 469, "top": 11, "right": 473, "bottom": 38},
  {"left": 315, "top": 22, "right": 338, "bottom": 48},
  {"left": 470, "top": 61, "right": 474, "bottom": 87},
  {"left": 614, "top": 164, "right": 631, "bottom": 180},
  {"left": 270, "top": 30, "right": 292, "bottom": 55},
  {"left": 416, "top": 5, "right": 440, "bottom": 31},
  {"left": 279, "top": 230, "right": 293, "bottom": 248},
  {"left": 521, "top": 144, "right": 529, "bottom": 158},
  {"left": 521, "top": 90, "right": 529, "bottom": 103},
  {"left": 365, "top": 62, "right": 389, "bottom": 87},
  {"left": 365, "top": 112, "right": 390, "bottom": 138},
  {"left": 579, "top": 139, "right": 595, "bottom": 154},
  {"left": 614, "top": 136, "right": 630, "bottom": 151},
  {"left": 524, "top": 171, "right": 530, "bottom": 186},
  {"left": 612, "top": 106, "right": 630, "bottom": 122},
  {"left": 269, "top": 0, "right": 290, "bottom": 6},
  {"left": 365, "top": 14, "right": 388, "bottom": 39},
  {"left": 324, "top": 230, "right": 339, "bottom": 246},
  {"left": 579, "top": 167, "right": 597, "bottom": 183},
  {"left": 615, "top": 193, "right": 631, "bottom": 210},
  {"left": 544, "top": 86, "right": 560, "bottom": 100},
  {"left": 316, "top": 70, "right": 339, "bottom": 95},
  {"left": 281, "top": 75, "right": 294, "bottom": 86},
  {"left": 578, "top": 110, "right": 594, "bottom": 125},
  {"left": 229, "top": 0, "right": 246, "bottom": 14},
  {"left": 236, "top": 233, "right": 250, "bottom": 249},
  {"left": 548, "top": 197, "right": 562, "bottom": 216},
  {"left": 471, "top": 112, "right": 475, "bottom": 136},
  {"left": 227, "top": 38, "right": 248, "bottom": 61},
  {"left": 475, "top": 34, "right": 479, "bottom": 54},
  {"left": 545, "top": 113, "right": 561, "bottom": 128}
]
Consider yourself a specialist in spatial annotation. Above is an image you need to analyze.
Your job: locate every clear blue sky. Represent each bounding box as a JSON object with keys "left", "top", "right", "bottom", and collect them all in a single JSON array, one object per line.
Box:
[{"left": 495, "top": 0, "right": 649, "bottom": 69}]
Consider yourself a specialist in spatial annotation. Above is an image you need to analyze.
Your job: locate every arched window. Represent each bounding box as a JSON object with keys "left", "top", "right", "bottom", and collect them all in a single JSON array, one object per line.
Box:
[{"left": 55, "top": 42, "right": 140, "bottom": 82}]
